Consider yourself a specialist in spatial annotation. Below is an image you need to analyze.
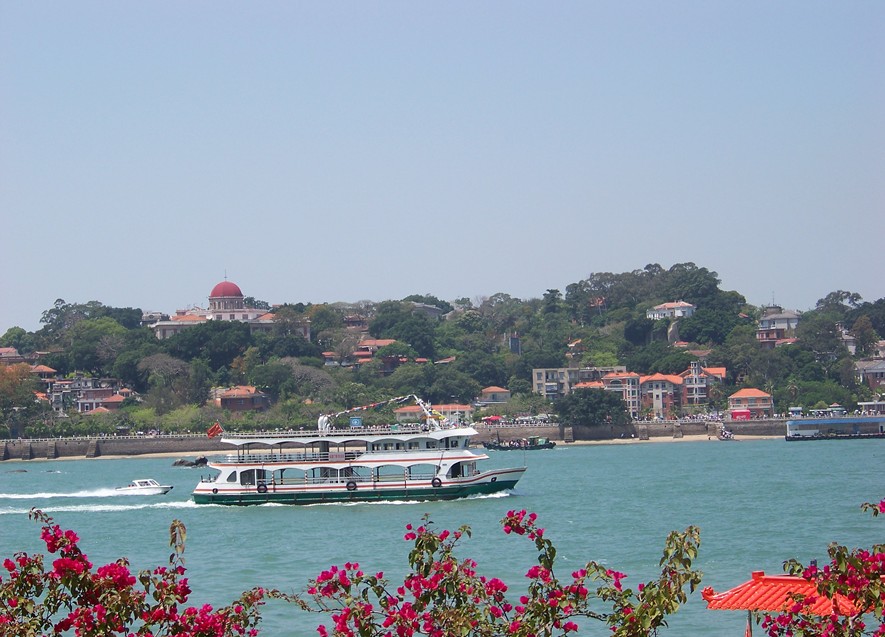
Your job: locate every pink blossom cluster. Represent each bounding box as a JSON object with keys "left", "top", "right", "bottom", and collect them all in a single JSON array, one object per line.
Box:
[
  {"left": 0, "top": 508, "right": 266, "bottom": 637},
  {"left": 760, "top": 499, "right": 885, "bottom": 637},
  {"left": 300, "top": 511, "right": 702, "bottom": 637}
]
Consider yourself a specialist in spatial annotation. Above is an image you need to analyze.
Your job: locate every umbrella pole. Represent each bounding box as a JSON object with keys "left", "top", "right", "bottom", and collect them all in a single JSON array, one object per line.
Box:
[{"left": 746, "top": 610, "right": 752, "bottom": 636}]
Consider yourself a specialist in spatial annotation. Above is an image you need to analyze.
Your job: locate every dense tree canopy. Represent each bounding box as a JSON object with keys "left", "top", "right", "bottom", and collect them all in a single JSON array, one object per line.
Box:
[
  {"left": 1, "top": 263, "right": 883, "bottom": 436},
  {"left": 554, "top": 387, "right": 631, "bottom": 426}
]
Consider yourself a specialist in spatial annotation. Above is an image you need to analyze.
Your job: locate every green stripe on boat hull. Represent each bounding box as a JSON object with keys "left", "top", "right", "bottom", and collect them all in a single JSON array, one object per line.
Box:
[{"left": 193, "top": 480, "right": 519, "bottom": 506}]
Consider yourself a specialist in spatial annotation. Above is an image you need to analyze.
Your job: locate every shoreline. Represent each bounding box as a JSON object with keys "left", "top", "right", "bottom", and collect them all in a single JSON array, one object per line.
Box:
[{"left": 1, "top": 433, "right": 785, "bottom": 462}]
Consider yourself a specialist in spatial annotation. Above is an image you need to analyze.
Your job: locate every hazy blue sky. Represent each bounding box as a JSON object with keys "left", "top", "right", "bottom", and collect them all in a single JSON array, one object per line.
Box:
[{"left": 2, "top": 2, "right": 883, "bottom": 334}]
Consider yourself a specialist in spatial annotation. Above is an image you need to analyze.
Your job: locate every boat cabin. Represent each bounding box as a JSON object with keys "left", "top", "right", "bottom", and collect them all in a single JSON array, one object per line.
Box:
[{"left": 209, "top": 430, "right": 479, "bottom": 489}]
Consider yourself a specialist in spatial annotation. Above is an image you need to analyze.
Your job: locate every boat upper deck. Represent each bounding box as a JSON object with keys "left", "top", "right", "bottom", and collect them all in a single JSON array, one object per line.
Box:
[{"left": 219, "top": 424, "right": 477, "bottom": 447}]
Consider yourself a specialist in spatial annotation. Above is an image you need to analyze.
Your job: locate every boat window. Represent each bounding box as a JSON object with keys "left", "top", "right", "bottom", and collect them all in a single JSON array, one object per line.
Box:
[
  {"left": 407, "top": 441, "right": 420, "bottom": 450},
  {"left": 406, "top": 463, "right": 439, "bottom": 481},
  {"left": 427, "top": 441, "right": 437, "bottom": 449},
  {"left": 239, "top": 469, "right": 269, "bottom": 486},
  {"left": 226, "top": 471, "right": 238, "bottom": 483}
]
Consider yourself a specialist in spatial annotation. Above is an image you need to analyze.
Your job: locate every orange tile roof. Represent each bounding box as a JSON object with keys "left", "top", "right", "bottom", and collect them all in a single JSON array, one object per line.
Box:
[
  {"left": 574, "top": 381, "right": 605, "bottom": 389},
  {"left": 220, "top": 385, "right": 264, "bottom": 398},
  {"left": 171, "top": 314, "right": 206, "bottom": 322},
  {"left": 603, "top": 372, "right": 640, "bottom": 379},
  {"left": 31, "top": 365, "right": 56, "bottom": 373},
  {"left": 703, "top": 367, "right": 727, "bottom": 378},
  {"left": 653, "top": 301, "right": 695, "bottom": 309},
  {"left": 730, "top": 388, "right": 771, "bottom": 399},
  {"left": 703, "top": 571, "right": 876, "bottom": 615},
  {"left": 640, "top": 373, "right": 683, "bottom": 385},
  {"left": 359, "top": 338, "right": 397, "bottom": 348},
  {"left": 482, "top": 386, "right": 509, "bottom": 393}
]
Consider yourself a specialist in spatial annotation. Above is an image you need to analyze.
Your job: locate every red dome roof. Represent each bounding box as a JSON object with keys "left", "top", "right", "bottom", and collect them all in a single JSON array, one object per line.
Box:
[{"left": 209, "top": 281, "right": 243, "bottom": 298}]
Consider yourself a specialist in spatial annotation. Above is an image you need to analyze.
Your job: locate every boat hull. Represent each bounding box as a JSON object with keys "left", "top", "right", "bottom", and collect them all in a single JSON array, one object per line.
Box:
[
  {"left": 115, "top": 486, "right": 173, "bottom": 495},
  {"left": 193, "top": 469, "right": 524, "bottom": 506}
]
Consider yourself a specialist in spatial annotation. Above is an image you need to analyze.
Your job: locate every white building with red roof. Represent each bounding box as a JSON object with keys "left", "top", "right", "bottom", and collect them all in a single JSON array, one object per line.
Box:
[
  {"left": 148, "top": 279, "right": 309, "bottom": 340},
  {"left": 727, "top": 388, "right": 773, "bottom": 419},
  {"left": 646, "top": 301, "right": 696, "bottom": 321}
]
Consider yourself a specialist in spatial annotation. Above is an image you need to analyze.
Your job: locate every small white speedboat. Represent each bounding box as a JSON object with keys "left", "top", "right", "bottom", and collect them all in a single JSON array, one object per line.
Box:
[{"left": 115, "top": 478, "right": 173, "bottom": 495}]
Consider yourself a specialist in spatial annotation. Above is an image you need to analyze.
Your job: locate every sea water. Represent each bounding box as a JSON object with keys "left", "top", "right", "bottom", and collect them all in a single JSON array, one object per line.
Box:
[{"left": 1, "top": 439, "right": 883, "bottom": 636}]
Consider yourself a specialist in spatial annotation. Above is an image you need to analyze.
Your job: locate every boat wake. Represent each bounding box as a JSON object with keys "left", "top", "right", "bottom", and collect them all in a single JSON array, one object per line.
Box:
[
  {"left": 0, "top": 488, "right": 157, "bottom": 499},
  {"left": 0, "top": 500, "right": 198, "bottom": 516},
  {"left": 289, "top": 491, "right": 516, "bottom": 508}
]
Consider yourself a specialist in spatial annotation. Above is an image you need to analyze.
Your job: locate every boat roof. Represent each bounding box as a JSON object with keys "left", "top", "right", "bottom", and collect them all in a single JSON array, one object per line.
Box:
[{"left": 219, "top": 425, "right": 478, "bottom": 447}]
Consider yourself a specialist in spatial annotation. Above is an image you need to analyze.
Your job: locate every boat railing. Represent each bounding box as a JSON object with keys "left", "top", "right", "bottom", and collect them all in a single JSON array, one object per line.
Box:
[
  {"left": 222, "top": 451, "right": 363, "bottom": 463},
  {"left": 222, "top": 423, "right": 457, "bottom": 440},
  {"left": 199, "top": 471, "right": 441, "bottom": 486},
  {"left": 218, "top": 447, "right": 476, "bottom": 464}
]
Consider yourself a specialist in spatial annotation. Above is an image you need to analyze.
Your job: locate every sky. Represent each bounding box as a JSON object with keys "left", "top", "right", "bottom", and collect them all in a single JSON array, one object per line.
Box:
[{"left": 1, "top": 2, "right": 883, "bottom": 334}]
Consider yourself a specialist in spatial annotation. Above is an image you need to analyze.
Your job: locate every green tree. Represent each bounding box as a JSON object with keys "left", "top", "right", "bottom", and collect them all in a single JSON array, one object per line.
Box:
[
  {"left": 815, "top": 289, "right": 863, "bottom": 315},
  {"left": 555, "top": 387, "right": 630, "bottom": 426},
  {"left": 306, "top": 304, "right": 344, "bottom": 343},
  {"left": 0, "top": 363, "right": 41, "bottom": 438},
  {"left": 243, "top": 296, "right": 271, "bottom": 310},
  {"left": 65, "top": 317, "right": 128, "bottom": 375},
  {"left": 163, "top": 320, "right": 253, "bottom": 372},
  {"left": 0, "top": 326, "right": 37, "bottom": 354},
  {"left": 795, "top": 312, "right": 848, "bottom": 376},
  {"left": 427, "top": 367, "right": 482, "bottom": 404},
  {"left": 402, "top": 293, "right": 453, "bottom": 313},
  {"left": 850, "top": 315, "right": 879, "bottom": 358}
]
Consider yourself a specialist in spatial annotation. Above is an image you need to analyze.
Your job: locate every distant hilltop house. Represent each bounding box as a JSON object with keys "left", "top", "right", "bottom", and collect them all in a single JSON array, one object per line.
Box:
[
  {"left": 212, "top": 385, "right": 270, "bottom": 412},
  {"left": 0, "top": 347, "right": 27, "bottom": 365},
  {"left": 533, "top": 365, "right": 628, "bottom": 398},
  {"left": 727, "top": 388, "right": 773, "bottom": 419},
  {"left": 646, "top": 301, "right": 696, "bottom": 321},
  {"left": 478, "top": 386, "right": 511, "bottom": 405},
  {"left": 756, "top": 305, "right": 800, "bottom": 349},
  {"left": 145, "top": 280, "right": 310, "bottom": 341},
  {"left": 855, "top": 359, "right": 885, "bottom": 391}
]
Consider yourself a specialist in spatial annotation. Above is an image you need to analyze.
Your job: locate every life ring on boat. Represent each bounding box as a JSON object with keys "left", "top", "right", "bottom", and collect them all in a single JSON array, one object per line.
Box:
[
  {"left": 431, "top": 477, "right": 442, "bottom": 488},
  {"left": 212, "top": 488, "right": 218, "bottom": 494},
  {"left": 346, "top": 480, "right": 357, "bottom": 491},
  {"left": 257, "top": 483, "right": 268, "bottom": 494}
]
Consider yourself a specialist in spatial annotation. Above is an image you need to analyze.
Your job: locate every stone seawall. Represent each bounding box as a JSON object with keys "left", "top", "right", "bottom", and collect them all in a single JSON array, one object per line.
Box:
[
  {"left": 477, "top": 419, "right": 786, "bottom": 443},
  {"left": 1, "top": 436, "right": 228, "bottom": 461}
]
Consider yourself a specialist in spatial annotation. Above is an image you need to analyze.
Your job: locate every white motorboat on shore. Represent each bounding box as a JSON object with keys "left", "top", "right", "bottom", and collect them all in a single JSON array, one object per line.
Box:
[
  {"left": 115, "top": 478, "right": 173, "bottom": 495},
  {"left": 192, "top": 395, "right": 526, "bottom": 506}
]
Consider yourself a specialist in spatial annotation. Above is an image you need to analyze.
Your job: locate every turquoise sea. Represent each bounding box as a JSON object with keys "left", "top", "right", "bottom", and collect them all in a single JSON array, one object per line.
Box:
[{"left": 2, "top": 439, "right": 883, "bottom": 636}]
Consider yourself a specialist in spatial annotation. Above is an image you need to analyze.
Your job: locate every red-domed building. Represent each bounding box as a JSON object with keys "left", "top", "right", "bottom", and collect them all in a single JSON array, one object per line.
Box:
[{"left": 148, "top": 279, "right": 310, "bottom": 340}]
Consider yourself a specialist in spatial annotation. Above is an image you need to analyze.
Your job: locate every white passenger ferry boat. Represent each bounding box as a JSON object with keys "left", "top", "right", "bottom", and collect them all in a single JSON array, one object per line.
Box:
[{"left": 192, "top": 397, "right": 526, "bottom": 505}]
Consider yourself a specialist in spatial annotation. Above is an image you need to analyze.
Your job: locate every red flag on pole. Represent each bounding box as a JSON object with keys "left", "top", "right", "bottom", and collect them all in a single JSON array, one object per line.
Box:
[{"left": 207, "top": 422, "right": 223, "bottom": 438}]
